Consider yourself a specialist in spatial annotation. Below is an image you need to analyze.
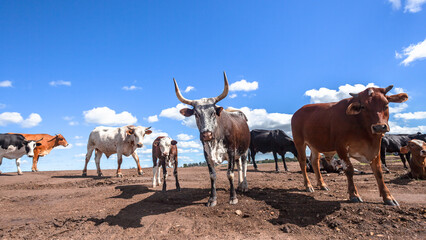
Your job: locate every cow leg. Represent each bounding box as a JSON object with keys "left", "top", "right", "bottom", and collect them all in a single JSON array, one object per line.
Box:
[
  {"left": 157, "top": 161, "right": 162, "bottom": 185},
  {"left": 82, "top": 146, "right": 95, "bottom": 176},
  {"left": 31, "top": 151, "right": 39, "bottom": 172},
  {"left": 250, "top": 150, "right": 258, "bottom": 170},
  {"left": 94, "top": 150, "right": 103, "bottom": 177},
  {"left": 16, "top": 158, "right": 23, "bottom": 175},
  {"left": 281, "top": 151, "right": 289, "bottom": 172},
  {"left": 310, "top": 149, "right": 328, "bottom": 190},
  {"left": 162, "top": 160, "right": 167, "bottom": 192},
  {"left": 399, "top": 153, "right": 408, "bottom": 169},
  {"left": 132, "top": 151, "right": 143, "bottom": 175},
  {"left": 295, "top": 144, "right": 314, "bottom": 192},
  {"left": 174, "top": 160, "right": 181, "bottom": 191},
  {"left": 337, "top": 150, "right": 362, "bottom": 203},
  {"left": 380, "top": 146, "right": 390, "bottom": 173},
  {"left": 273, "top": 151, "right": 280, "bottom": 172},
  {"left": 370, "top": 154, "right": 399, "bottom": 206},
  {"left": 205, "top": 152, "right": 217, "bottom": 207},
  {"left": 116, "top": 153, "right": 123, "bottom": 177},
  {"left": 152, "top": 157, "right": 158, "bottom": 187},
  {"left": 237, "top": 153, "right": 249, "bottom": 192},
  {"left": 0, "top": 157, "right": 2, "bottom": 174},
  {"left": 405, "top": 153, "right": 411, "bottom": 169},
  {"left": 227, "top": 152, "right": 238, "bottom": 205}
]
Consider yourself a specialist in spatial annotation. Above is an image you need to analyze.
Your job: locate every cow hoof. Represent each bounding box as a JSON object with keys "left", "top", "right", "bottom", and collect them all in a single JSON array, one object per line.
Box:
[
  {"left": 138, "top": 171, "right": 143, "bottom": 176},
  {"left": 82, "top": 172, "right": 87, "bottom": 177},
  {"left": 117, "top": 173, "right": 123, "bottom": 178},
  {"left": 206, "top": 199, "right": 217, "bottom": 207},
  {"left": 306, "top": 186, "right": 315, "bottom": 192},
  {"left": 32, "top": 169, "right": 36, "bottom": 172},
  {"left": 254, "top": 168, "right": 259, "bottom": 171},
  {"left": 229, "top": 198, "right": 238, "bottom": 205},
  {"left": 384, "top": 199, "right": 399, "bottom": 206},
  {"left": 98, "top": 173, "right": 103, "bottom": 177},
  {"left": 349, "top": 196, "right": 363, "bottom": 203},
  {"left": 275, "top": 169, "right": 280, "bottom": 173},
  {"left": 18, "top": 172, "right": 23, "bottom": 175},
  {"left": 177, "top": 187, "right": 181, "bottom": 192},
  {"left": 320, "top": 186, "right": 330, "bottom": 191}
]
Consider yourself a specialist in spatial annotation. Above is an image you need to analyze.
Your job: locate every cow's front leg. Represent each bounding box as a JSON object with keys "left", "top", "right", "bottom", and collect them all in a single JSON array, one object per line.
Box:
[
  {"left": 273, "top": 151, "right": 280, "bottom": 172},
  {"left": 281, "top": 151, "right": 289, "bottom": 172},
  {"left": 337, "top": 150, "right": 362, "bottom": 203},
  {"left": 116, "top": 153, "right": 123, "bottom": 177},
  {"left": 31, "top": 152, "right": 39, "bottom": 172},
  {"left": 370, "top": 154, "right": 399, "bottom": 206},
  {"left": 399, "top": 153, "right": 408, "bottom": 169},
  {"left": 174, "top": 160, "right": 181, "bottom": 191},
  {"left": 162, "top": 160, "right": 167, "bottom": 192},
  {"left": 250, "top": 151, "right": 258, "bottom": 170},
  {"left": 16, "top": 158, "right": 23, "bottom": 175},
  {"left": 94, "top": 150, "right": 103, "bottom": 177},
  {"left": 205, "top": 153, "right": 217, "bottom": 207},
  {"left": 152, "top": 158, "right": 158, "bottom": 187},
  {"left": 311, "top": 149, "right": 329, "bottom": 190},
  {"left": 237, "top": 153, "right": 249, "bottom": 192},
  {"left": 132, "top": 152, "right": 143, "bottom": 175},
  {"left": 227, "top": 151, "right": 238, "bottom": 205},
  {"left": 82, "top": 147, "right": 94, "bottom": 177},
  {"left": 157, "top": 161, "right": 162, "bottom": 185}
]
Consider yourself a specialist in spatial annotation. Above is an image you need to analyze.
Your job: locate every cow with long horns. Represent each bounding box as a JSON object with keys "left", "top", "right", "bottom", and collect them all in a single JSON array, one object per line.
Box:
[
  {"left": 291, "top": 85, "right": 408, "bottom": 206},
  {"left": 174, "top": 72, "right": 250, "bottom": 207}
]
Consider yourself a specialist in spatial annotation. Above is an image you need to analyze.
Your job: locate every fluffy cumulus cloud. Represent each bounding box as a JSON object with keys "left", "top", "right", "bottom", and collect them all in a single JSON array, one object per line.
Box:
[
  {"left": 159, "top": 103, "right": 187, "bottom": 121},
  {"left": 229, "top": 79, "right": 259, "bottom": 92},
  {"left": 184, "top": 86, "right": 195, "bottom": 93},
  {"left": 405, "top": 0, "right": 426, "bottom": 12},
  {"left": 389, "top": 103, "right": 408, "bottom": 114},
  {"left": 394, "top": 111, "right": 426, "bottom": 120},
  {"left": 305, "top": 83, "right": 379, "bottom": 103},
  {"left": 389, "top": 121, "right": 426, "bottom": 134},
  {"left": 238, "top": 107, "right": 293, "bottom": 133},
  {"left": 177, "top": 133, "right": 194, "bottom": 141},
  {"left": 49, "top": 80, "right": 71, "bottom": 86},
  {"left": 122, "top": 85, "right": 141, "bottom": 91},
  {"left": 0, "top": 80, "right": 12, "bottom": 87},
  {"left": 178, "top": 140, "right": 203, "bottom": 149},
  {"left": 83, "top": 107, "right": 137, "bottom": 126},
  {"left": 389, "top": 0, "right": 402, "bottom": 9},
  {"left": 0, "top": 112, "right": 42, "bottom": 128},
  {"left": 147, "top": 115, "right": 159, "bottom": 123},
  {"left": 396, "top": 38, "right": 426, "bottom": 66}
]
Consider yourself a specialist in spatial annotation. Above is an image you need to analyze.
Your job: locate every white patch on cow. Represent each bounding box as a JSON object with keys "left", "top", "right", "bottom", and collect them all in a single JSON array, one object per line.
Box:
[
  {"left": 203, "top": 140, "right": 228, "bottom": 164},
  {"left": 341, "top": 161, "right": 348, "bottom": 171},
  {"left": 411, "top": 139, "right": 425, "bottom": 148},
  {"left": 152, "top": 166, "right": 158, "bottom": 187}
]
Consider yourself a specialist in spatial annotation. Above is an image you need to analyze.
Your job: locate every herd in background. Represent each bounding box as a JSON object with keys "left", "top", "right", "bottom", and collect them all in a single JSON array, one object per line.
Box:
[{"left": 0, "top": 72, "right": 425, "bottom": 207}]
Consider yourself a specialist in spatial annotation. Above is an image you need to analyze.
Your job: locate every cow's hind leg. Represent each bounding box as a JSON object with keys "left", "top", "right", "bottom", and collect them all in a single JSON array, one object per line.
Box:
[
  {"left": 174, "top": 160, "right": 181, "bottom": 191},
  {"left": 281, "top": 151, "right": 288, "bottom": 172},
  {"left": 16, "top": 158, "right": 23, "bottom": 175},
  {"left": 311, "top": 149, "right": 328, "bottom": 190},
  {"left": 237, "top": 152, "right": 249, "bottom": 192},
  {"left": 249, "top": 149, "right": 258, "bottom": 170},
  {"left": 370, "top": 154, "right": 399, "bottom": 206},
  {"left": 82, "top": 145, "right": 94, "bottom": 176},
  {"left": 162, "top": 160, "right": 167, "bottom": 192},
  {"left": 152, "top": 157, "right": 158, "bottom": 187},
  {"left": 337, "top": 150, "right": 362, "bottom": 203},
  {"left": 31, "top": 152, "right": 39, "bottom": 172},
  {"left": 273, "top": 151, "right": 280, "bottom": 172},
  {"left": 295, "top": 143, "right": 314, "bottom": 192},
  {"left": 116, "top": 153, "right": 123, "bottom": 177},
  {"left": 132, "top": 151, "right": 143, "bottom": 175},
  {"left": 94, "top": 150, "right": 103, "bottom": 177},
  {"left": 227, "top": 151, "right": 238, "bottom": 204}
]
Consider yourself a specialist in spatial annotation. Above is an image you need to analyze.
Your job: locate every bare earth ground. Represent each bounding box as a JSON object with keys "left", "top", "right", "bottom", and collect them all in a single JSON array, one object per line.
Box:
[{"left": 0, "top": 156, "right": 425, "bottom": 239}]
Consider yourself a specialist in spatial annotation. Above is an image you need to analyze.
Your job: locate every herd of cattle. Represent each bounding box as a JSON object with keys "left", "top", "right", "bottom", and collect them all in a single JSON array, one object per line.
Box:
[{"left": 1, "top": 72, "right": 425, "bottom": 207}]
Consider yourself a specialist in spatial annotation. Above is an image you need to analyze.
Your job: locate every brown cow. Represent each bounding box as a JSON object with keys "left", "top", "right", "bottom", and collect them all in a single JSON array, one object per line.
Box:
[
  {"left": 152, "top": 136, "right": 180, "bottom": 192},
  {"left": 400, "top": 139, "right": 426, "bottom": 180},
  {"left": 10, "top": 133, "right": 68, "bottom": 172},
  {"left": 291, "top": 85, "right": 408, "bottom": 206}
]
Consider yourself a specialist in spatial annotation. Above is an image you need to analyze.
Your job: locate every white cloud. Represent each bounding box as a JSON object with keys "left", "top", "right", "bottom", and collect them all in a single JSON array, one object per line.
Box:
[
  {"left": 63, "top": 116, "right": 79, "bottom": 126},
  {"left": 229, "top": 93, "right": 237, "bottom": 99},
  {"left": 122, "top": 85, "right": 141, "bottom": 91},
  {"left": 178, "top": 140, "right": 203, "bottom": 149},
  {"left": 389, "top": 103, "right": 408, "bottom": 114},
  {"left": 405, "top": 0, "right": 426, "bottom": 12},
  {"left": 74, "top": 153, "right": 86, "bottom": 158},
  {"left": 159, "top": 103, "right": 187, "bottom": 121},
  {"left": 396, "top": 38, "right": 426, "bottom": 66},
  {"left": 389, "top": 121, "right": 426, "bottom": 134},
  {"left": 147, "top": 115, "right": 159, "bottom": 123},
  {"left": 75, "top": 143, "right": 85, "bottom": 147},
  {"left": 229, "top": 79, "right": 259, "bottom": 92},
  {"left": 0, "top": 112, "right": 42, "bottom": 128},
  {"left": 0, "top": 80, "right": 12, "bottom": 87},
  {"left": 83, "top": 107, "right": 137, "bottom": 126},
  {"left": 305, "top": 83, "right": 379, "bottom": 103},
  {"left": 49, "top": 80, "right": 71, "bottom": 87},
  {"left": 238, "top": 107, "right": 293, "bottom": 133},
  {"left": 394, "top": 111, "right": 426, "bottom": 120},
  {"left": 179, "top": 148, "right": 200, "bottom": 153},
  {"left": 184, "top": 86, "right": 195, "bottom": 93},
  {"left": 141, "top": 129, "right": 169, "bottom": 146},
  {"left": 74, "top": 136, "right": 83, "bottom": 139},
  {"left": 69, "top": 121, "right": 79, "bottom": 126},
  {"left": 56, "top": 143, "right": 73, "bottom": 150},
  {"left": 177, "top": 133, "right": 194, "bottom": 141},
  {"left": 389, "top": 0, "right": 402, "bottom": 9}
]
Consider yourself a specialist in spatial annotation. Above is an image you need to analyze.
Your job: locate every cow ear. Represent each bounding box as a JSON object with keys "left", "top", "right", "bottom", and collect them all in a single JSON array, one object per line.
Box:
[
  {"left": 400, "top": 145, "right": 409, "bottom": 154},
  {"left": 145, "top": 129, "right": 152, "bottom": 135},
  {"left": 346, "top": 102, "right": 363, "bottom": 115},
  {"left": 387, "top": 93, "right": 408, "bottom": 103},
  {"left": 126, "top": 129, "right": 135, "bottom": 136},
  {"left": 215, "top": 106, "right": 223, "bottom": 116},
  {"left": 171, "top": 140, "right": 178, "bottom": 145},
  {"left": 153, "top": 142, "right": 159, "bottom": 147},
  {"left": 180, "top": 108, "right": 194, "bottom": 117}
]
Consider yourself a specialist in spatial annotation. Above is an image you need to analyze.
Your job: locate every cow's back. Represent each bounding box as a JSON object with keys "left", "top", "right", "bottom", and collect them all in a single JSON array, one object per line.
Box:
[
  {"left": 0, "top": 134, "right": 25, "bottom": 150},
  {"left": 223, "top": 111, "right": 250, "bottom": 155},
  {"left": 250, "top": 130, "right": 274, "bottom": 153},
  {"left": 88, "top": 127, "right": 123, "bottom": 154}
]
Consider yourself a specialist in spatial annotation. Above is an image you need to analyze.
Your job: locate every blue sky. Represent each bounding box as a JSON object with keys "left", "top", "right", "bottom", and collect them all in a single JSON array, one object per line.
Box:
[{"left": 1, "top": 1, "right": 425, "bottom": 173}]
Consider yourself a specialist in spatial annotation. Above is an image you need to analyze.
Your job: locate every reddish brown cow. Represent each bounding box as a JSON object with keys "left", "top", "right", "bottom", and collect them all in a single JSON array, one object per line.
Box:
[
  {"left": 10, "top": 133, "right": 68, "bottom": 172},
  {"left": 152, "top": 136, "right": 180, "bottom": 192},
  {"left": 400, "top": 139, "right": 426, "bottom": 180},
  {"left": 291, "top": 85, "right": 408, "bottom": 206}
]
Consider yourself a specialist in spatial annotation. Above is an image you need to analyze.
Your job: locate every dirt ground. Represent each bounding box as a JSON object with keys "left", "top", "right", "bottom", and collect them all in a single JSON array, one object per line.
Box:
[{"left": 0, "top": 156, "right": 425, "bottom": 239}]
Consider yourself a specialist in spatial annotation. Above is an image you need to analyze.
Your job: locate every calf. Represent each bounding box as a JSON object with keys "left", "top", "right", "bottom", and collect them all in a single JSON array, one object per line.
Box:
[
  {"left": 292, "top": 85, "right": 407, "bottom": 206},
  {"left": 307, "top": 153, "right": 344, "bottom": 174},
  {"left": 82, "top": 125, "right": 152, "bottom": 177},
  {"left": 174, "top": 72, "right": 250, "bottom": 206},
  {"left": 0, "top": 134, "right": 42, "bottom": 175},
  {"left": 380, "top": 134, "right": 411, "bottom": 172},
  {"left": 249, "top": 129, "right": 298, "bottom": 172},
  {"left": 10, "top": 133, "right": 69, "bottom": 172},
  {"left": 400, "top": 140, "right": 426, "bottom": 180},
  {"left": 152, "top": 136, "right": 180, "bottom": 192}
]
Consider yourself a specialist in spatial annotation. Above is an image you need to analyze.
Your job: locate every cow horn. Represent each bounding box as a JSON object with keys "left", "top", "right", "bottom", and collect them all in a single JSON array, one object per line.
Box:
[
  {"left": 35, "top": 138, "right": 43, "bottom": 142},
  {"left": 384, "top": 85, "right": 393, "bottom": 94},
  {"left": 173, "top": 78, "right": 194, "bottom": 105},
  {"left": 214, "top": 71, "right": 229, "bottom": 103},
  {"left": 146, "top": 126, "right": 151, "bottom": 130},
  {"left": 349, "top": 93, "right": 358, "bottom": 98}
]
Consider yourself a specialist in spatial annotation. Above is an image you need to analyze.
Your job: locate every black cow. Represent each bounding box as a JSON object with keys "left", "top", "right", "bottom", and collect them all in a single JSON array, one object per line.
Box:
[
  {"left": 380, "top": 134, "right": 411, "bottom": 172},
  {"left": 249, "top": 129, "right": 298, "bottom": 172},
  {"left": 409, "top": 132, "right": 426, "bottom": 142}
]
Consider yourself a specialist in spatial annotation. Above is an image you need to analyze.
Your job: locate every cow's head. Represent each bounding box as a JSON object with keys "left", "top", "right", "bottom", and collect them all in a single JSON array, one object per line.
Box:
[
  {"left": 401, "top": 140, "right": 426, "bottom": 158},
  {"left": 24, "top": 138, "right": 43, "bottom": 157},
  {"left": 49, "top": 134, "right": 69, "bottom": 147},
  {"left": 154, "top": 137, "right": 178, "bottom": 157},
  {"left": 174, "top": 72, "right": 228, "bottom": 142},
  {"left": 346, "top": 85, "right": 408, "bottom": 135},
  {"left": 126, "top": 126, "right": 152, "bottom": 148}
]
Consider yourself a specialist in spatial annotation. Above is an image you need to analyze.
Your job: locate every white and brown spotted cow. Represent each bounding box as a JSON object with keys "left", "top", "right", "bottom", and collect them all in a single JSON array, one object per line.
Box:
[{"left": 152, "top": 136, "right": 180, "bottom": 192}]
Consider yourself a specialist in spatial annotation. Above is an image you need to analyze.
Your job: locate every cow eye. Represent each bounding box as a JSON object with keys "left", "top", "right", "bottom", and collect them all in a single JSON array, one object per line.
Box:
[{"left": 384, "top": 105, "right": 389, "bottom": 110}]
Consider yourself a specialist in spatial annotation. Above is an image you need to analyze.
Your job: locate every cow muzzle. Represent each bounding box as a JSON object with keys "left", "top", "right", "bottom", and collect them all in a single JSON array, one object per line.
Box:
[
  {"left": 162, "top": 152, "right": 169, "bottom": 157},
  {"left": 420, "top": 150, "right": 426, "bottom": 157},
  {"left": 28, "top": 154, "right": 34, "bottom": 157},
  {"left": 137, "top": 143, "right": 143, "bottom": 148},
  {"left": 371, "top": 124, "right": 389, "bottom": 134},
  {"left": 202, "top": 131, "right": 213, "bottom": 141}
]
